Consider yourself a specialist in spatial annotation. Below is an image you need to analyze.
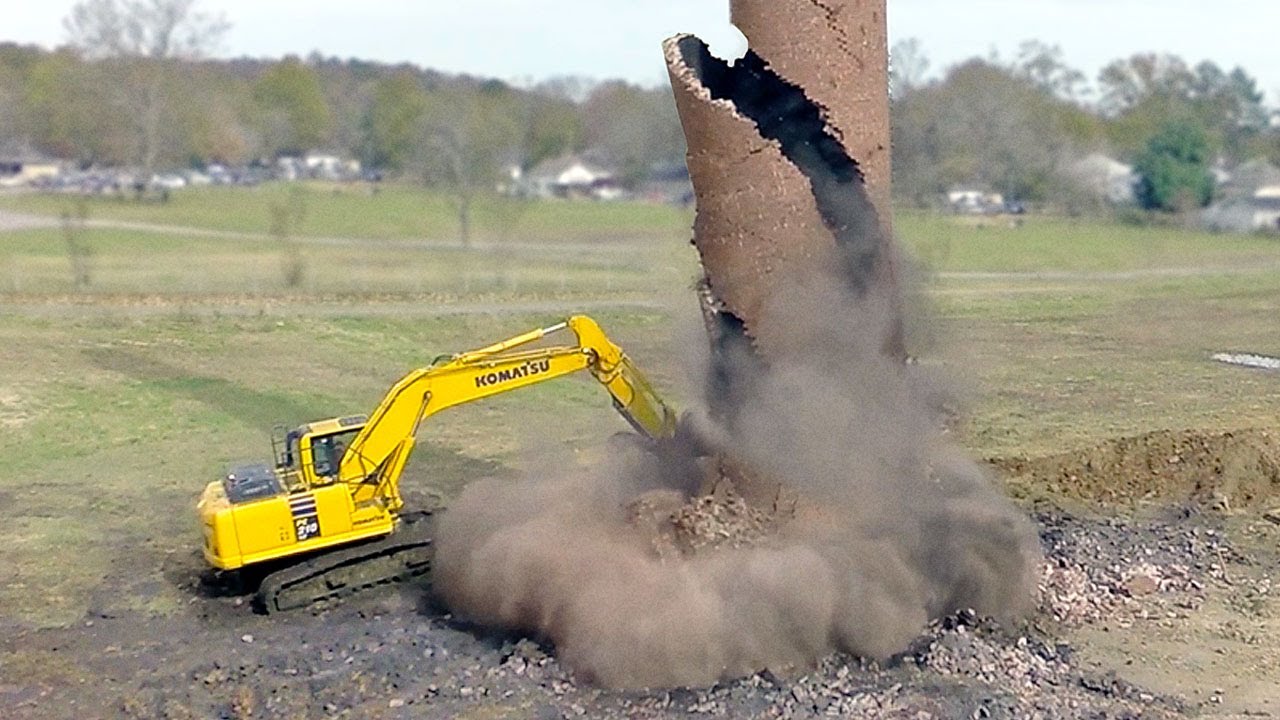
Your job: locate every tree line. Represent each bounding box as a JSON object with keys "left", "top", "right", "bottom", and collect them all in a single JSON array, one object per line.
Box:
[
  {"left": 891, "top": 40, "right": 1279, "bottom": 212},
  {"left": 1, "top": 0, "right": 1277, "bottom": 215},
  {"left": 0, "top": 44, "right": 685, "bottom": 187},
  {"left": 0, "top": 1, "right": 686, "bottom": 193}
]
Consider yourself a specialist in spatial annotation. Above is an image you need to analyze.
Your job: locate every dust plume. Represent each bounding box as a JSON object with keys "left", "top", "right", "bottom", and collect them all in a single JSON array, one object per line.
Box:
[
  {"left": 433, "top": 267, "right": 1040, "bottom": 689},
  {"left": 433, "top": 19, "right": 1040, "bottom": 690}
]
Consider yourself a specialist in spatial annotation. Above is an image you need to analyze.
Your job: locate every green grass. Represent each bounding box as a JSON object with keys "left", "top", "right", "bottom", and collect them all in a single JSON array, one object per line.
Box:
[
  {"left": 0, "top": 183, "right": 693, "bottom": 242},
  {"left": 2, "top": 193, "right": 1279, "bottom": 628},
  {"left": 0, "top": 310, "right": 683, "bottom": 626},
  {"left": 0, "top": 225, "right": 698, "bottom": 297},
  {"left": 925, "top": 268, "right": 1280, "bottom": 458},
  {"left": 897, "top": 212, "right": 1280, "bottom": 273}
]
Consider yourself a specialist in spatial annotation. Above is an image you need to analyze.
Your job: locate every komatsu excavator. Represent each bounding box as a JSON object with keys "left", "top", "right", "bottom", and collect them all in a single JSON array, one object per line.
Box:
[{"left": 197, "top": 315, "right": 678, "bottom": 612}]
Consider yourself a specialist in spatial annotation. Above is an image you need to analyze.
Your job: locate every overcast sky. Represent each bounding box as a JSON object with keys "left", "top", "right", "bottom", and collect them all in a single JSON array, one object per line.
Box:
[{"left": 4, "top": 0, "right": 1278, "bottom": 102}]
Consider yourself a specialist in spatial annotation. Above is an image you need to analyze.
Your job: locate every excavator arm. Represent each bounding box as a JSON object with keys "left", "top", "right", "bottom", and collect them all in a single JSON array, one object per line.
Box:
[{"left": 336, "top": 315, "right": 678, "bottom": 510}]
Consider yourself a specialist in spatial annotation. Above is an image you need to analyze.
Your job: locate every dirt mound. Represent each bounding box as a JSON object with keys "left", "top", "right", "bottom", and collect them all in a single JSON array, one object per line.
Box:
[
  {"left": 992, "top": 428, "right": 1280, "bottom": 510},
  {"left": 625, "top": 480, "right": 780, "bottom": 560}
]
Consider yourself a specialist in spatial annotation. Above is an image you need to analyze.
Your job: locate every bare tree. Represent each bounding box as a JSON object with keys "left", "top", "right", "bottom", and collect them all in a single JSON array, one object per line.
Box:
[
  {"left": 1097, "top": 53, "right": 1193, "bottom": 118},
  {"left": 892, "top": 59, "right": 1099, "bottom": 207},
  {"left": 417, "top": 86, "right": 522, "bottom": 246},
  {"left": 1014, "top": 41, "right": 1087, "bottom": 101},
  {"left": 890, "top": 38, "right": 930, "bottom": 98},
  {"left": 423, "top": 125, "right": 476, "bottom": 246},
  {"left": 61, "top": 199, "right": 93, "bottom": 289},
  {"left": 269, "top": 186, "right": 308, "bottom": 288},
  {"left": 65, "top": 0, "right": 228, "bottom": 59},
  {"left": 64, "top": 0, "right": 229, "bottom": 171},
  {"left": 580, "top": 81, "right": 685, "bottom": 186}
]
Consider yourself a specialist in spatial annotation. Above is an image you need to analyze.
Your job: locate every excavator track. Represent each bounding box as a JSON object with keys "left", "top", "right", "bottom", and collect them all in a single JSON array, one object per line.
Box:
[{"left": 254, "top": 512, "right": 436, "bottom": 613}]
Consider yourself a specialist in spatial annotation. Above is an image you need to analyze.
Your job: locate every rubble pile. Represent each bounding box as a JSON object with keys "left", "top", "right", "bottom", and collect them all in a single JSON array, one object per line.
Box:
[
  {"left": 623, "top": 473, "right": 779, "bottom": 560},
  {"left": 23, "top": 503, "right": 1257, "bottom": 719},
  {"left": 1035, "top": 511, "right": 1240, "bottom": 629},
  {"left": 669, "top": 486, "right": 776, "bottom": 554},
  {"left": 1037, "top": 560, "right": 1207, "bottom": 627}
]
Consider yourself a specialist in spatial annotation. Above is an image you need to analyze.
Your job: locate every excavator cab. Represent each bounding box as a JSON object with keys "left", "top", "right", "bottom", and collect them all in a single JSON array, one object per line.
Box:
[
  {"left": 271, "top": 417, "right": 367, "bottom": 488},
  {"left": 289, "top": 428, "right": 360, "bottom": 480},
  {"left": 310, "top": 432, "right": 351, "bottom": 478}
]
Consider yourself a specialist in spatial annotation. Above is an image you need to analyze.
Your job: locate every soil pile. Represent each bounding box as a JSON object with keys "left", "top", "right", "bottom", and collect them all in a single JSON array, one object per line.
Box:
[{"left": 993, "top": 428, "right": 1280, "bottom": 509}]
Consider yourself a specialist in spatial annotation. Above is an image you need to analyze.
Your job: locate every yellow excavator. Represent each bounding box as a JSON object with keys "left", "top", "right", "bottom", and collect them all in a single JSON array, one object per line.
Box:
[{"left": 197, "top": 315, "right": 679, "bottom": 611}]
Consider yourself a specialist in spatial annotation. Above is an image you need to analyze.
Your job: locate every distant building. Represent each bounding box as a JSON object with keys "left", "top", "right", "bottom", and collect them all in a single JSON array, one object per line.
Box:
[
  {"left": 304, "top": 152, "right": 360, "bottom": 181},
  {"left": 275, "top": 153, "right": 362, "bottom": 182},
  {"left": 0, "top": 156, "right": 62, "bottom": 188},
  {"left": 635, "top": 162, "right": 693, "bottom": 205},
  {"left": 1201, "top": 158, "right": 1280, "bottom": 234},
  {"left": 1216, "top": 158, "right": 1280, "bottom": 201},
  {"left": 946, "top": 189, "right": 1005, "bottom": 214},
  {"left": 1202, "top": 194, "right": 1280, "bottom": 234},
  {"left": 1066, "top": 153, "right": 1137, "bottom": 205},
  {"left": 522, "top": 154, "right": 620, "bottom": 200}
]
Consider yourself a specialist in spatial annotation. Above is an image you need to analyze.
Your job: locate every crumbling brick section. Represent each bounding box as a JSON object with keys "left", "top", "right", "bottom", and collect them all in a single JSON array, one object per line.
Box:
[
  {"left": 664, "top": 0, "right": 896, "bottom": 361},
  {"left": 729, "top": 0, "right": 892, "bottom": 236},
  {"left": 663, "top": 0, "right": 896, "bottom": 507}
]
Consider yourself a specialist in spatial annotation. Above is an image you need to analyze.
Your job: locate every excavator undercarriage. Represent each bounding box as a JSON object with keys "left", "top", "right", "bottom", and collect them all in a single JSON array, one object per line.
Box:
[{"left": 252, "top": 511, "right": 436, "bottom": 613}]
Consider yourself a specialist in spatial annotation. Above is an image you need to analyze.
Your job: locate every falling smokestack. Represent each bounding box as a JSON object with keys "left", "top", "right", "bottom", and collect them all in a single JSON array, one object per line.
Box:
[
  {"left": 667, "top": 0, "right": 901, "bottom": 365},
  {"left": 432, "top": 0, "right": 1042, "bottom": 690}
]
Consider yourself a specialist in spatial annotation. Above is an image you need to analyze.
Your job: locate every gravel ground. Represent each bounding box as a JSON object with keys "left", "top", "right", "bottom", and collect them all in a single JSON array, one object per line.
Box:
[{"left": 6, "top": 504, "right": 1263, "bottom": 719}]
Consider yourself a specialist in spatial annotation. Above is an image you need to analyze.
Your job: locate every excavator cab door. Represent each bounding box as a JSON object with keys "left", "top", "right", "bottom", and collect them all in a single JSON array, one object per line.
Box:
[{"left": 303, "top": 428, "right": 361, "bottom": 483}]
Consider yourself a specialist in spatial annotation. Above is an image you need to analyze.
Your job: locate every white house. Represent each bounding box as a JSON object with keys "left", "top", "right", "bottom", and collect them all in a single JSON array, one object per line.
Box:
[
  {"left": 1203, "top": 193, "right": 1280, "bottom": 233},
  {"left": 946, "top": 189, "right": 1004, "bottom": 214},
  {"left": 523, "top": 155, "right": 620, "bottom": 200},
  {"left": 1066, "top": 153, "right": 1137, "bottom": 205},
  {"left": 1202, "top": 159, "right": 1280, "bottom": 233}
]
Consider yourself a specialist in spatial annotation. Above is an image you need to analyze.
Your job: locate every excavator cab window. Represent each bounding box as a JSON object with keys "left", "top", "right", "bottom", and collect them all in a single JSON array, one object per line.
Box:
[{"left": 310, "top": 429, "right": 359, "bottom": 478}]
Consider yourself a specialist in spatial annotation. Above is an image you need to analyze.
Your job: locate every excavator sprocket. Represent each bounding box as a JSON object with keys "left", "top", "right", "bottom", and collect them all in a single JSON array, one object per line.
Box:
[{"left": 254, "top": 512, "right": 436, "bottom": 613}]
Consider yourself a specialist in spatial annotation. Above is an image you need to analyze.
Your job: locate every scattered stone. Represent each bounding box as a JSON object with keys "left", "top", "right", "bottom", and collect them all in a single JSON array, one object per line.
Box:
[
  {"left": 27, "top": 505, "right": 1225, "bottom": 718},
  {"left": 1124, "top": 573, "right": 1159, "bottom": 597}
]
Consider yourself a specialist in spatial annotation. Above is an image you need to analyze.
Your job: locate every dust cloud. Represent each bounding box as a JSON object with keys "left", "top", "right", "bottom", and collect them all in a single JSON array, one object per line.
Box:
[
  {"left": 436, "top": 17, "right": 1036, "bottom": 686},
  {"left": 433, "top": 262, "right": 1042, "bottom": 689}
]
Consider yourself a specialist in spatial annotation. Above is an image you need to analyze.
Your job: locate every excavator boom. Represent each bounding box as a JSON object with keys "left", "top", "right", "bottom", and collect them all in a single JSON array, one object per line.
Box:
[{"left": 338, "top": 315, "right": 676, "bottom": 498}]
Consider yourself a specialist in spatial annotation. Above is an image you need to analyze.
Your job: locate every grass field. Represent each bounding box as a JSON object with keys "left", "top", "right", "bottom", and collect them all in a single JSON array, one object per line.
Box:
[
  {"left": 0, "top": 225, "right": 693, "bottom": 298},
  {"left": 2, "top": 185, "right": 1279, "bottom": 628},
  {"left": 0, "top": 183, "right": 693, "bottom": 242}
]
